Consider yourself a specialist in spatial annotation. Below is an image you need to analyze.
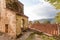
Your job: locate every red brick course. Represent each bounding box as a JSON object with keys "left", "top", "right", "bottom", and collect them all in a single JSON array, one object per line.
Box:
[{"left": 30, "top": 23, "right": 59, "bottom": 36}]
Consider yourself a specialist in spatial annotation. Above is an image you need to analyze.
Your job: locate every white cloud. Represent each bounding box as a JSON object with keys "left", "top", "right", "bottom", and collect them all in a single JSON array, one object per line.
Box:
[{"left": 19, "top": 0, "right": 57, "bottom": 21}]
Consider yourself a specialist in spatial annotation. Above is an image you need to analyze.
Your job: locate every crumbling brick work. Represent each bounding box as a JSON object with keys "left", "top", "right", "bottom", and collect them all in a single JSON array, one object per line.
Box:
[{"left": 30, "top": 23, "right": 60, "bottom": 36}]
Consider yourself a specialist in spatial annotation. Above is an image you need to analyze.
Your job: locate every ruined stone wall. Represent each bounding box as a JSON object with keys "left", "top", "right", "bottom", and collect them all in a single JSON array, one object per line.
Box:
[
  {"left": 30, "top": 23, "right": 59, "bottom": 36},
  {"left": 0, "top": 0, "right": 6, "bottom": 32},
  {"left": 6, "top": 9, "right": 16, "bottom": 36},
  {"left": 0, "top": 0, "right": 28, "bottom": 37},
  {"left": 16, "top": 15, "right": 28, "bottom": 35},
  {"left": 18, "top": 16, "right": 28, "bottom": 30},
  {"left": 16, "top": 15, "right": 21, "bottom": 36}
]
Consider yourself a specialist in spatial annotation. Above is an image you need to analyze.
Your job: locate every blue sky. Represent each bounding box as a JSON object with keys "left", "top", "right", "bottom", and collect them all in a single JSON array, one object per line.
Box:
[{"left": 19, "top": 0, "right": 59, "bottom": 21}]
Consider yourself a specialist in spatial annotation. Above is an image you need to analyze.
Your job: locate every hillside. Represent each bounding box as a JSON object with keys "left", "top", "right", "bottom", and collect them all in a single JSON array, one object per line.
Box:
[{"left": 32, "top": 18, "right": 55, "bottom": 24}]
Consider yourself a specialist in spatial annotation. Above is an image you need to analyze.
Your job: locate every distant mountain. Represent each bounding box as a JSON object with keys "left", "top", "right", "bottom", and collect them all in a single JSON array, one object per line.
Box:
[
  {"left": 39, "top": 18, "right": 54, "bottom": 22},
  {"left": 32, "top": 18, "right": 55, "bottom": 24}
]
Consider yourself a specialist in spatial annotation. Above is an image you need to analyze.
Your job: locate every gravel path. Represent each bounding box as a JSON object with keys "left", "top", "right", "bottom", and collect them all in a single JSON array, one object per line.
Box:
[{"left": 17, "top": 31, "right": 33, "bottom": 40}]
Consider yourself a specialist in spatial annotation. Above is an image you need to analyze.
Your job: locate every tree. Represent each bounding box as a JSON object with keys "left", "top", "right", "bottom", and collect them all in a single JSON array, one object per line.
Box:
[
  {"left": 34, "top": 21, "right": 40, "bottom": 24},
  {"left": 43, "top": 20, "right": 51, "bottom": 24},
  {"left": 45, "top": 0, "right": 60, "bottom": 9},
  {"left": 55, "top": 12, "right": 60, "bottom": 23}
]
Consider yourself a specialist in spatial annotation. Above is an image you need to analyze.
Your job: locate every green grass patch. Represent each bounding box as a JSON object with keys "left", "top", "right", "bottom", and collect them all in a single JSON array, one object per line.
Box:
[
  {"left": 41, "top": 35, "right": 56, "bottom": 40},
  {"left": 26, "top": 33, "right": 35, "bottom": 40},
  {"left": 26, "top": 32, "right": 56, "bottom": 40}
]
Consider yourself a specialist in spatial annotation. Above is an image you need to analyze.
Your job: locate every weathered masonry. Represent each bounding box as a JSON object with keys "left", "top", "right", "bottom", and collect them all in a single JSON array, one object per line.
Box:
[
  {"left": 30, "top": 23, "right": 60, "bottom": 36},
  {"left": 0, "top": 0, "right": 28, "bottom": 37}
]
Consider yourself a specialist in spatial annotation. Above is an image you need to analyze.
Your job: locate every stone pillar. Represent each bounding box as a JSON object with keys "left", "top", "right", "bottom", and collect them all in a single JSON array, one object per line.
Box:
[
  {"left": 0, "top": 0, "right": 6, "bottom": 32},
  {"left": 0, "top": 0, "right": 6, "bottom": 21},
  {"left": 0, "top": 0, "right": 6, "bottom": 14}
]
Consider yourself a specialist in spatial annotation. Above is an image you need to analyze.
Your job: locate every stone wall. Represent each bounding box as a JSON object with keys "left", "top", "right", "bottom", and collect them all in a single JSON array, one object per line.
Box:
[
  {"left": 0, "top": 0, "right": 28, "bottom": 37},
  {"left": 6, "top": 9, "right": 16, "bottom": 37},
  {"left": 0, "top": 0, "right": 16, "bottom": 36},
  {"left": 0, "top": 0, "right": 6, "bottom": 32},
  {"left": 16, "top": 15, "right": 28, "bottom": 35},
  {"left": 16, "top": 15, "right": 21, "bottom": 36}
]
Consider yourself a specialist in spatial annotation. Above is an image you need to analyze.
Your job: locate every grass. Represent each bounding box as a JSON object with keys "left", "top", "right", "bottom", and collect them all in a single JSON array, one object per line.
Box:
[
  {"left": 26, "top": 32, "right": 56, "bottom": 40},
  {"left": 26, "top": 33, "right": 35, "bottom": 40},
  {"left": 41, "top": 35, "right": 56, "bottom": 40}
]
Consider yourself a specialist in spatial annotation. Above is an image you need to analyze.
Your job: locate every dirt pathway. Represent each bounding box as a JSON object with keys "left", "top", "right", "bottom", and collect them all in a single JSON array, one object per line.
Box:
[{"left": 17, "top": 31, "right": 33, "bottom": 40}]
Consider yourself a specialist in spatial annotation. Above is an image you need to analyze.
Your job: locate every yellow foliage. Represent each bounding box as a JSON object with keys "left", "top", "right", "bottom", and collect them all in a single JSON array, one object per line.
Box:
[
  {"left": 55, "top": 12, "right": 60, "bottom": 23},
  {"left": 45, "top": 0, "right": 60, "bottom": 9}
]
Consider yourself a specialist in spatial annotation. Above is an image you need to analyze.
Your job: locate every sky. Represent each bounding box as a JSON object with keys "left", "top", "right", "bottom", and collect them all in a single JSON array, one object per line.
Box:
[{"left": 19, "top": 0, "right": 59, "bottom": 21}]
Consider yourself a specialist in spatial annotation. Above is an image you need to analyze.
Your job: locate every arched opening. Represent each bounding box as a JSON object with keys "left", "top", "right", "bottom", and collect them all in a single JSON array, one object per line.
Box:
[{"left": 21, "top": 19, "right": 25, "bottom": 30}]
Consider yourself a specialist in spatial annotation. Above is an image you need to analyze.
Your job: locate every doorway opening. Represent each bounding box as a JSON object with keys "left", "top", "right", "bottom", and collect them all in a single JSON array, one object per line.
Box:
[
  {"left": 21, "top": 19, "right": 25, "bottom": 31},
  {"left": 21, "top": 19, "right": 25, "bottom": 28},
  {"left": 5, "top": 24, "right": 8, "bottom": 33}
]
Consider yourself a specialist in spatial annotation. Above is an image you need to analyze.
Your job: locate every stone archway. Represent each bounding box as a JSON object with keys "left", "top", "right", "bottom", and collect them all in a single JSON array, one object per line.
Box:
[{"left": 21, "top": 19, "right": 25, "bottom": 30}]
